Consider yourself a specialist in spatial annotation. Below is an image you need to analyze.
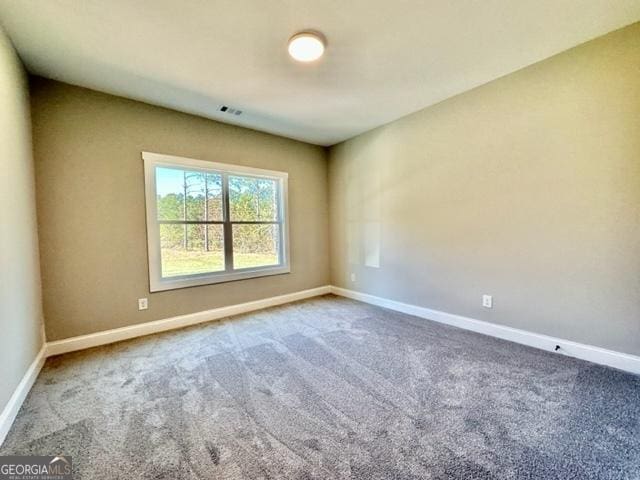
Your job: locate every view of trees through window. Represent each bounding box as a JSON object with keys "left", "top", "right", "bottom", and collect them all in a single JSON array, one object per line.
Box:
[{"left": 155, "top": 167, "right": 281, "bottom": 278}]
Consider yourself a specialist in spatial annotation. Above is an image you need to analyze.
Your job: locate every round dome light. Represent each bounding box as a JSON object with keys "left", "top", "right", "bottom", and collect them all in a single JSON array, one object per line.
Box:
[{"left": 288, "top": 32, "right": 325, "bottom": 62}]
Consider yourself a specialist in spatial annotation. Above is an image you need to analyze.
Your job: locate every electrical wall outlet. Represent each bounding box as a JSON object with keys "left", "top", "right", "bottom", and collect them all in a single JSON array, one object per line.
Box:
[
  {"left": 350, "top": 273, "right": 356, "bottom": 282},
  {"left": 482, "top": 295, "right": 493, "bottom": 308},
  {"left": 138, "top": 298, "right": 148, "bottom": 310}
]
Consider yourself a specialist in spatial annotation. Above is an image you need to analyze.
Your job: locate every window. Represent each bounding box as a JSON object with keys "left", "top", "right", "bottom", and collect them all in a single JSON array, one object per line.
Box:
[{"left": 143, "top": 152, "right": 289, "bottom": 292}]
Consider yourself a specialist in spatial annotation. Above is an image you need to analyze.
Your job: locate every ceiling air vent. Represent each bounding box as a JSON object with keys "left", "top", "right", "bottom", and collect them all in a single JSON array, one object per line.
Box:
[{"left": 219, "top": 105, "right": 243, "bottom": 116}]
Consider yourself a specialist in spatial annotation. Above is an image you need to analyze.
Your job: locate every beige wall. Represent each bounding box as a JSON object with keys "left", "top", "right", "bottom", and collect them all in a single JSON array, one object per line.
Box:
[
  {"left": 31, "top": 78, "right": 329, "bottom": 341},
  {"left": 329, "top": 23, "right": 640, "bottom": 355},
  {"left": 0, "top": 28, "right": 43, "bottom": 411}
]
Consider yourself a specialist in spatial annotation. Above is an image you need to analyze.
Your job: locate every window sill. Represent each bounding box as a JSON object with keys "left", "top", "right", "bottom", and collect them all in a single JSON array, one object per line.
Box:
[{"left": 149, "top": 265, "right": 291, "bottom": 292}]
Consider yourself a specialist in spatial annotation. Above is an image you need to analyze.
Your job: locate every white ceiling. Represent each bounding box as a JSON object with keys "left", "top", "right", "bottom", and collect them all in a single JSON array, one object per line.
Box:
[{"left": 1, "top": 1, "right": 639, "bottom": 146}]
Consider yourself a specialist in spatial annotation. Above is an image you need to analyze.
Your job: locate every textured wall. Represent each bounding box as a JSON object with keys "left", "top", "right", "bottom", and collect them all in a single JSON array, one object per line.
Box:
[
  {"left": 329, "top": 23, "right": 640, "bottom": 355},
  {"left": 0, "top": 28, "right": 43, "bottom": 411},
  {"left": 31, "top": 79, "right": 329, "bottom": 341}
]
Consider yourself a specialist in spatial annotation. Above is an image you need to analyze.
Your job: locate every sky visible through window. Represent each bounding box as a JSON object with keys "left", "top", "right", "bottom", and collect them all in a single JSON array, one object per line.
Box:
[{"left": 156, "top": 166, "right": 188, "bottom": 197}]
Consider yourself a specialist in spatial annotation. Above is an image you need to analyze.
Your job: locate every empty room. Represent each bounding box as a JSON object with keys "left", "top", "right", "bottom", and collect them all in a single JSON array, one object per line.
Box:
[{"left": 1, "top": 1, "right": 639, "bottom": 478}]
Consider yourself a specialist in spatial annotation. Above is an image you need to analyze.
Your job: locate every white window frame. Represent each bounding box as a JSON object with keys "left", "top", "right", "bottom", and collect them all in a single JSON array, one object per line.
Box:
[{"left": 143, "top": 151, "right": 290, "bottom": 292}]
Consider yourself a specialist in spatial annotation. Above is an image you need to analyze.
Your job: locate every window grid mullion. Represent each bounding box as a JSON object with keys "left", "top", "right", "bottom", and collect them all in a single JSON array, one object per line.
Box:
[
  {"left": 157, "top": 221, "right": 280, "bottom": 225},
  {"left": 228, "top": 221, "right": 281, "bottom": 225},
  {"left": 158, "top": 220, "right": 225, "bottom": 225},
  {"left": 222, "top": 173, "right": 234, "bottom": 272}
]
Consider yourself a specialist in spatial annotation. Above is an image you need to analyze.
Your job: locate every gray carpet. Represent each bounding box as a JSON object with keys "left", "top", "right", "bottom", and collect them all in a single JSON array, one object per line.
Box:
[{"left": 2, "top": 295, "right": 639, "bottom": 479}]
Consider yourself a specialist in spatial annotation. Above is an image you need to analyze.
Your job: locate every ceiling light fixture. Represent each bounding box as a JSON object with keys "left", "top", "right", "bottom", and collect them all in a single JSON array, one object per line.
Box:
[{"left": 288, "top": 31, "right": 325, "bottom": 62}]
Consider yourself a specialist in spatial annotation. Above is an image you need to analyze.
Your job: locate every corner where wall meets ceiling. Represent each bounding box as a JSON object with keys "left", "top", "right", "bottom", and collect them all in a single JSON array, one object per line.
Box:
[{"left": 1, "top": 0, "right": 639, "bottom": 145}]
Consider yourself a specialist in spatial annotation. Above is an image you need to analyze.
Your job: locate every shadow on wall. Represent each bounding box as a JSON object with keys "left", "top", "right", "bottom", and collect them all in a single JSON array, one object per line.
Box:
[{"left": 345, "top": 143, "right": 384, "bottom": 284}]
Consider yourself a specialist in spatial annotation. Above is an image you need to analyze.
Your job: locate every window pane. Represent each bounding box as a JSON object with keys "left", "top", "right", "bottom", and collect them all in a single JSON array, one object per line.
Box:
[
  {"left": 229, "top": 175, "right": 278, "bottom": 221},
  {"left": 232, "top": 224, "right": 280, "bottom": 269},
  {"left": 156, "top": 167, "right": 223, "bottom": 221},
  {"left": 160, "top": 224, "right": 224, "bottom": 277},
  {"left": 205, "top": 173, "right": 224, "bottom": 221}
]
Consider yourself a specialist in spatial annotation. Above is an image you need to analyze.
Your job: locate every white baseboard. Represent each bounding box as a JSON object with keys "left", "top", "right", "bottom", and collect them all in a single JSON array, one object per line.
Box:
[
  {"left": 1, "top": 286, "right": 331, "bottom": 447},
  {"left": 46, "top": 285, "right": 332, "bottom": 357},
  {"left": 331, "top": 286, "right": 640, "bottom": 375},
  {"left": 2, "top": 284, "right": 637, "bottom": 448},
  {"left": 0, "top": 345, "right": 46, "bottom": 447}
]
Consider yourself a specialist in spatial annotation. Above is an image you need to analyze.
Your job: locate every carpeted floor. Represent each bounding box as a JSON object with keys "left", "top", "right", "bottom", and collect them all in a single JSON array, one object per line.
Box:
[{"left": 2, "top": 294, "right": 639, "bottom": 479}]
